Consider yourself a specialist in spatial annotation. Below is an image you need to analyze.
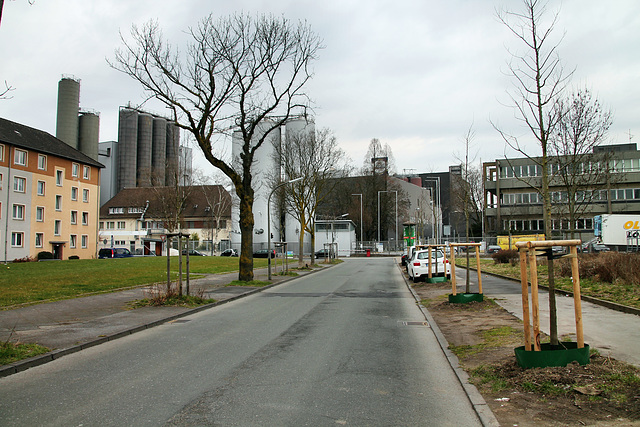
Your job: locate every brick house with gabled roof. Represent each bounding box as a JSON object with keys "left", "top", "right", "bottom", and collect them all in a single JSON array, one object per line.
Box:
[
  {"left": 99, "top": 185, "right": 232, "bottom": 255},
  {"left": 0, "top": 117, "right": 104, "bottom": 261}
]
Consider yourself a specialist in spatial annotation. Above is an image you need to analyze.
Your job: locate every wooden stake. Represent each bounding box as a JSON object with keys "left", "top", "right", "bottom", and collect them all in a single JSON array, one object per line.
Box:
[
  {"left": 528, "top": 248, "right": 541, "bottom": 351},
  {"left": 475, "top": 246, "right": 483, "bottom": 294},
  {"left": 450, "top": 245, "right": 457, "bottom": 295},
  {"left": 428, "top": 245, "right": 433, "bottom": 280},
  {"left": 570, "top": 245, "right": 585, "bottom": 348},
  {"left": 519, "top": 248, "right": 532, "bottom": 351}
]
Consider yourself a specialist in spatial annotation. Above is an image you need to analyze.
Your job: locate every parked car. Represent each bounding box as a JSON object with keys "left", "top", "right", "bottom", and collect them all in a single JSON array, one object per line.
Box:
[
  {"left": 486, "top": 245, "right": 502, "bottom": 254},
  {"left": 253, "top": 249, "right": 276, "bottom": 258},
  {"left": 407, "top": 249, "right": 451, "bottom": 282},
  {"left": 592, "top": 243, "right": 610, "bottom": 253},
  {"left": 315, "top": 248, "right": 332, "bottom": 259},
  {"left": 182, "top": 249, "right": 207, "bottom": 256},
  {"left": 98, "top": 248, "right": 133, "bottom": 259},
  {"left": 220, "top": 249, "right": 238, "bottom": 257}
]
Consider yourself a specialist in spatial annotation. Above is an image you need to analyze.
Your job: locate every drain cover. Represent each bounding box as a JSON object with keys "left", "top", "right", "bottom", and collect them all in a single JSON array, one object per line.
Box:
[{"left": 400, "top": 321, "right": 429, "bottom": 326}]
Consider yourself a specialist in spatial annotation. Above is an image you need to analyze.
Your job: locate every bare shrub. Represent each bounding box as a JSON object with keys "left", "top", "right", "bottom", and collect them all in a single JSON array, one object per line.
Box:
[
  {"left": 558, "top": 252, "right": 640, "bottom": 285},
  {"left": 492, "top": 249, "right": 519, "bottom": 264}
]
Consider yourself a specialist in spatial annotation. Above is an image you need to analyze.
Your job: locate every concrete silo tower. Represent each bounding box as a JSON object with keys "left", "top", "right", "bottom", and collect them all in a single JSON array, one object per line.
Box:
[
  {"left": 55, "top": 76, "right": 80, "bottom": 149},
  {"left": 136, "top": 113, "right": 153, "bottom": 187},
  {"left": 152, "top": 117, "right": 167, "bottom": 185},
  {"left": 230, "top": 120, "right": 282, "bottom": 249},
  {"left": 117, "top": 108, "right": 139, "bottom": 192},
  {"left": 78, "top": 111, "right": 100, "bottom": 161}
]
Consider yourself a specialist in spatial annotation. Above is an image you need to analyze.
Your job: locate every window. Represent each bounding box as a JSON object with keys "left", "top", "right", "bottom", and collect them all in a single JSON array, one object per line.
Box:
[
  {"left": 70, "top": 235, "right": 77, "bottom": 249},
  {"left": 38, "top": 154, "right": 47, "bottom": 170},
  {"left": 55, "top": 195, "right": 62, "bottom": 211},
  {"left": 14, "top": 149, "right": 27, "bottom": 166},
  {"left": 0, "top": 173, "right": 3, "bottom": 190},
  {"left": 12, "top": 204, "right": 25, "bottom": 220},
  {"left": 35, "top": 233, "right": 43, "bottom": 248},
  {"left": 36, "top": 206, "right": 44, "bottom": 222},
  {"left": 54, "top": 220, "right": 61, "bottom": 236},
  {"left": 109, "top": 207, "right": 124, "bottom": 214},
  {"left": 99, "top": 221, "right": 104, "bottom": 229},
  {"left": 117, "top": 221, "right": 126, "bottom": 229},
  {"left": 11, "top": 232, "right": 24, "bottom": 247},
  {"left": 106, "top": 221, "right": 115, "bottom": 230},
  {"left": 56, "top": 170, "right": 63, "bottom": 186},
  {"left": 71, "top": 210, "right": 78, "bottom": 225},
  {"left": 0, "top": 144, "right": 4, "bottom": 161},
  {"left": 72, "top": 163, "right": 79, "bottom": 177},
  {"left": 13, "top": 176, "right": 26, "bottom": 193},
  {"left": 81, "top": 235, "right": 88, "bottom": 248},
  {"left": 83, "top": 189, "right": 89, "bottom": 203},
  {"left": 71, "top": 187, "right": 78, "bottom": 201},
  {"left": 83, "top": 166, "right": 90, "bottom": 180},
  {"left": 82, "top": 212, "right": 89, "bottom": 226},
  {"left": 37, "top": 180, "right": 45, "bottom": 196}
]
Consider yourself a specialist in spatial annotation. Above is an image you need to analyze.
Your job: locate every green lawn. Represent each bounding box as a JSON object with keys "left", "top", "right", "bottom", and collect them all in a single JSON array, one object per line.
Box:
[{"left": 0, "top": 256, "right": 268, "bottom": 308}]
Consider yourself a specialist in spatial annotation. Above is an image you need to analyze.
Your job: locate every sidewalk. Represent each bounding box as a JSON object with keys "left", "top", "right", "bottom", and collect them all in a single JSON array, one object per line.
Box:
[
  {"left": 0, "top": 265, "right": 321, "bottom": 377},
  {"left": 463, "top": 269, "right": 640, "bottom": 367}
]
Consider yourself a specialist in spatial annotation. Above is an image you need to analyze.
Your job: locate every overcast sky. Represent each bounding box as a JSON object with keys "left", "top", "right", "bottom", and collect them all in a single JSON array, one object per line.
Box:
[{"left": 1, "top": 0, "right": 639, "bottom": 177}]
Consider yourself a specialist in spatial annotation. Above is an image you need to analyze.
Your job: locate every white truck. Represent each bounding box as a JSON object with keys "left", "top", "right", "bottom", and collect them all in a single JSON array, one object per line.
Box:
[{"left": 595, "top": 214, "right": 640, "bottom": 248}]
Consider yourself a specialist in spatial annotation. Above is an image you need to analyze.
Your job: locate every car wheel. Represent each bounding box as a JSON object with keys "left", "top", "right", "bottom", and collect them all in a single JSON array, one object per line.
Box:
[{"left": 412, "top": 274, "right": 419, "bottom": 283}]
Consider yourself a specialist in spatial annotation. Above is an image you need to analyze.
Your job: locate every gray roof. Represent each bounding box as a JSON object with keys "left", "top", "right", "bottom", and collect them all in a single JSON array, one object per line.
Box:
[{"left": 0, "top": 117, "right": 104, "bottom": 168}]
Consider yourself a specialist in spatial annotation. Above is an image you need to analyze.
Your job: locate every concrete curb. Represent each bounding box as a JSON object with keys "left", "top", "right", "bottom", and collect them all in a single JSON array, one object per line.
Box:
[
  {"left": 0, "top": 265, "right": 331, "bottom": 378},
  {"left": 398, "top": 263, "right": 500, "bottom": 427}
]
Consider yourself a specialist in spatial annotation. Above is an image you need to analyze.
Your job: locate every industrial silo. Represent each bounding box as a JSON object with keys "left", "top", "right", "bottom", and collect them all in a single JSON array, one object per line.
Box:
[
  {"left": 283, "top": 116, "right": 314, "bottom": 253},
  {"left": 78, "top": 111, "right": 100, "bottom": 161},
  {"left": 165, "top": 122, "right": 179, "bottom": 186},
  {"left": 55, "top": 76, "right": 80, "bottom": 148},
  {"left": 136, "top": 113, "right": 153, "bottom": 187},
  {"left": 117, "top": 108, "right": 138, "bottom": 192},
  {"left": 152, "top": 117, "right": 167, "bottom": 186}
]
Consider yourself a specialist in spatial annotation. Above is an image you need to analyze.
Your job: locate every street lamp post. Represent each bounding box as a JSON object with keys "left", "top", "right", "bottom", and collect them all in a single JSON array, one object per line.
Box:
[
  {"left": 377, "top": 190, "right": 398, "bottom": 251},
  {"left": 268, "top": 176, "right": 303, "bottom": 280},
  {"left": 351, "top": 193, "right": 362, "bottom": 248}
]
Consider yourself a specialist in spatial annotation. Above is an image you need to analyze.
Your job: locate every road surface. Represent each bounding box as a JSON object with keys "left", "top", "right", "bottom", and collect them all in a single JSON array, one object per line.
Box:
[{"left": 0, "top": 258, "right": 480, "bottom": 426}]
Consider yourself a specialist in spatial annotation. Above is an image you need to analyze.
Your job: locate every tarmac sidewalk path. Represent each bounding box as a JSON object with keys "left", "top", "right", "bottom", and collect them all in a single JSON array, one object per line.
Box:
[
  {"left": 0, "top": 265, "right": 321, "bottom": 376},
  {"left": 457, "top": 267, "right": 640, "bottom": 367}
]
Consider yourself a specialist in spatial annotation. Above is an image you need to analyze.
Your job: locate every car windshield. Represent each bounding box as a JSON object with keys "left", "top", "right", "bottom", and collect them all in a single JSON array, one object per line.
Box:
[{"left": 415, "top": 250, "right": 444, "bottom": 260}]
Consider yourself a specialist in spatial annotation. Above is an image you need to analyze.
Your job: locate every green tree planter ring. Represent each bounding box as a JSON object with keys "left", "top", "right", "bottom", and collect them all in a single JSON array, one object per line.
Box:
[
  {"left": 515, "top": 342, "right": 590, "bottom": 368},
  {"left": 448, "top": 293, "right": 484, "bottom": 303}
]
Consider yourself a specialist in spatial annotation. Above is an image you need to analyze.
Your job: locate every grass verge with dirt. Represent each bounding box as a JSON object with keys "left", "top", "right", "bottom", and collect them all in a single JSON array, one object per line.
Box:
[{"left": 412, "top": 280, "right": 640, "bottom": 425}]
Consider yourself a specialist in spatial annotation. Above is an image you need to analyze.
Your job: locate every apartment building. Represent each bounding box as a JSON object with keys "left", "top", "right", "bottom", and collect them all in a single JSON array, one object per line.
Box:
[
  {"left": 0, "top": 117, "right": 103, "bottom": 261},
  {"left": 99, "top": 186, "right": 232, "bottom": 255},
  {"left": 483, "top": 143, "right": 640, "bottom": 241}
]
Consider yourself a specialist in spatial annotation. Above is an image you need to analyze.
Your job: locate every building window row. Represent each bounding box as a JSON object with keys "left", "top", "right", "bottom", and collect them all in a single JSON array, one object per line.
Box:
[
  {"left": 499, "top": 158, "right": 640, "bottom": 180},
  {"left": 503, "top": 218, "right": 594, "bottom": 233}
]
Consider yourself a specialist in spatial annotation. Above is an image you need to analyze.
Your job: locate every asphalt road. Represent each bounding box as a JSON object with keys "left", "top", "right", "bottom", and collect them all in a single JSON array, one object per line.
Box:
[{"left": 0, "top": 258, "right": 480, "bottom": 426}]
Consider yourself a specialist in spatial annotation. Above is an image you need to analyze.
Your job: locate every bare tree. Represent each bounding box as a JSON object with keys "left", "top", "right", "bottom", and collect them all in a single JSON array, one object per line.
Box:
[
  {"left": 548, "top": 88, "right": 614, "bottom": 239},
  {"left": 111, "top": 14, "right": 322, "bottom": 281},
  {"left": 272, "top": 127, "right": 347, "bottom": 265},
  {"left": 496, "top": 0, "right": 572, "bottom": 346}
]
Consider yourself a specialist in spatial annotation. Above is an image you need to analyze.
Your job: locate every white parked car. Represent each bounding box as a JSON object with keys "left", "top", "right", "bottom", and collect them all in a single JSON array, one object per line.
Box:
[{"left": 407, "top": 248, "right": 451, "bottom": 282}]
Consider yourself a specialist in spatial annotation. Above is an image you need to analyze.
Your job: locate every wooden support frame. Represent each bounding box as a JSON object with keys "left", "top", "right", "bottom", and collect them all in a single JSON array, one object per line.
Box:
[
  {"left": 449, "top": 243, "right": 483, "bottom": 297},
  {"left": 515, "top": 239, "right": 584, "bottom": 351},
  {"left": 424, "top": 244, "right": 448, "bottom": 280}
]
